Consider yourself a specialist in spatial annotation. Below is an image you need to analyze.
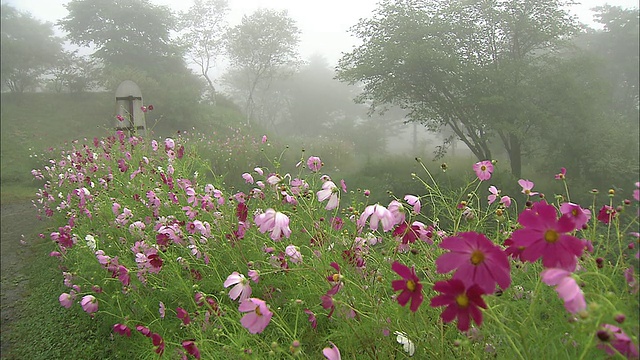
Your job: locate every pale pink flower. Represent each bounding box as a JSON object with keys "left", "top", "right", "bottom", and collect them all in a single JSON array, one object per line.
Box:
[
  {"left": 634, "top": 182, "right": 639, "bottom": 201},
  {"left": 518, "top": 179, "right": 538, "bottom": 196},
  {"left": 357, "top": 204, "right": 396, "bottom": 232},
  {"left": 224, "top": 272, "right": 252, "bottom": 302},
  {"left": 317, "top": 181, "right": 339, "bottom": 210},
  {"left": 80, "top": 295, "right": 98, "bottom": 314},
  {"left": 239, "top": 298, "right": 273, "bottom": 334},
  {"left": 254, "top": 209, "right": 292, "bottom": 240},
  {"left": 473, "top": 161, "right": 493, "bottom": 181},
  {"left": 254, "top": 167, "right": 264, "bottom": 176},
  {"left": 487, "top": 186, "right": 500, "bottom": 205},
  {"left": 164, "top": 138, "right": 175, "bottom": 150},
  {"left": 387, "top": 200, "right": 406, "bottom": 225},
  {"left": 285, "top": 245, "right": 303, "bottom": 264},
  {"left": 248, "top": 270, "right": 260, "bottom": 283},
  {"left": 404, "top": 195, "right": 421, "bottom": 214},
  {"left": 323, "top": 342, "right": 341, "bottom": 360},
  {"left": 307, "top": 156, "right": 322, "bottom": 172},
  {"left": 261, "top": 135, "right": 267, "bottom": 144},
  {"left": 541, "top": 268, "right": 586, "bottom": 314},
  {"left": 59, "top": 292, "right": 74, "bottom": 308},
  {"left": 242, "top": 173, "right": 254, "bottom": 184}
]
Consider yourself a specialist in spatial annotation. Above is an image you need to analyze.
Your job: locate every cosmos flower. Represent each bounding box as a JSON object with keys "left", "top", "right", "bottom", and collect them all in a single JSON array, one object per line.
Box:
[
  {"left": 239, "top": 298, "right": 273, "bottom": 334},
  {"left": 541, "top": 268, "right": 586, "bottom": 314},
  {"left": 430, "top": 279, "right": 487, "bottom": 332},
  {"left": 391, "top": 261, "right": 423, "bottom": 312},
  {"left": 473, "top": 161, "right": 493, "bottom": 181},
  {"left": 224, "top": 272, "right": 252, "bottom": 302}
]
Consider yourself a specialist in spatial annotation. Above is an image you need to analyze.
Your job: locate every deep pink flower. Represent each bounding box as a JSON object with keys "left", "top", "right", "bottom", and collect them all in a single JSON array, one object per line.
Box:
[
  {"left": 391, "top": 261, "right": 423, "bottom": 312},
  {"left": 541, "top": 268, "right": 586, "bottom": 314},
  {"left": 317, "top": 181, "right": 339, "bottom": 210},
  {"left": 323, "top": 342, "right": 341, "bottom": 360},
  {"left": 116, "top": 114, "right": 125, "bottom": 122},
  {"left": 597, "top": 205, "right": 617, "bottom": 224},
  {"left": 430, "top": 279, "right": 487, "bottom": 332},
  {"left": 261, "top": 135, "right": 267, "bottom": 144},
  {"left": 518, "top": 179, "right": 538, "bottom": 196},
  {"left": 254, "top": 208, "right": 292, "bottom": 240},
  {"left": 224, "top": 272, "right": 252, "bottom": 302},
  {"left": 357, "top": 204, "right": 395, "bottom": 232},
  {"left": 634, "top": 182, "right": 639, "bottom": 201},
  {"left": 436, "top": 232, "right": 511, "bottom": 293},
  {"left": 113, "top": 323, "right": 131, "bottom": 337},
  {"left": 182, "top": 340, "right": 201, "bottom": 359},
  {"left": 80, "top": 294, "right": 98, "bottom": 314},
  {"left": 511, "top": 201, "right": 584, "bottom": 271},
  {"left": 151, "top": 333, "right": 165, "bottom": 355},
  {"left": 304, "top": 309, "right": 317, "bottom": 329},
  {"left": 559, "top": 202, "right": 591, "bottom": 229},
  {"left": 555, "top": 167, "right": 567, "bottom": 180},
  {"left": 596, "top": 324, "right": 639, "bottom": 358},
  {"left": 176, "top": 307, "right": 191, "bottom": 325},
  {"left": 307, "top": 156, "right": 322, "bottom": 172},
  {"left": 239, "top": 298, "right": 273, "bottom": 334},
  {"left": 473, "top": 161, "right": 493, "bottom": 181}
]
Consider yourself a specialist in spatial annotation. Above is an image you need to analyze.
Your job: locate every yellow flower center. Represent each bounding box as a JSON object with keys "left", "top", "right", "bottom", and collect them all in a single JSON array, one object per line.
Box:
[
  {"left": 332, "top": 273, "right": 341, "bottom": 282},
  {"left": 406, "top": 280, "right": 416, "bottom": 292},
  {"left": 525, "top": 189, "right": 531, "bottom": 195},
  {"left": 572, "top": 209, "right": 579, "bottom": 216},
  {"left": 544, "top": 229, "right": 559, "bottom": 243},
  {"left": 255, "top": 306, "right": 262, "bottom": 316},
  {"left": 480, "top": 165, "right": 487, "bottom": 171},
  {"left": 470, "top": 250, "right": 485, "bottom": 265},
  {"left": 456, "top": 293, "right": 469, "bottom": 308}
]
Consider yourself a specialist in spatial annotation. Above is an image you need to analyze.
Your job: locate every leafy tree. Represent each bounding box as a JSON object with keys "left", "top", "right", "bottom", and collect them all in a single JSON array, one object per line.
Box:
[
  {"left": 224, "top": 8, "right": 301, "bottom": 124},
  {"left": 1, "top": 4, "right": 62, "bottom": 92},
  {"left": 336, "top": 0, "right": 579, "bottom": 177},
  {"left": 178, "top": 0, "right": 230, "bottom": 104},
  {"left": 47, "top": 50, "right": 101, "bottom": 93},
  {"left": 58, "top": 0, "right": 184, "bottom": 74}
]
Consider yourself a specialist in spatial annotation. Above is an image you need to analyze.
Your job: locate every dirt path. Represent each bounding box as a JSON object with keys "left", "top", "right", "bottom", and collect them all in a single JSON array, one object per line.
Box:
[{"left": 0, "top": 200, "right": 42, "bottom": 356}]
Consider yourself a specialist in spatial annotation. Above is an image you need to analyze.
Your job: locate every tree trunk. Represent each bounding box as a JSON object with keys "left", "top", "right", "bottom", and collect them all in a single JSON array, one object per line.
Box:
[{"left": 508, "top": 133, "right": 522, "bottom": 178}]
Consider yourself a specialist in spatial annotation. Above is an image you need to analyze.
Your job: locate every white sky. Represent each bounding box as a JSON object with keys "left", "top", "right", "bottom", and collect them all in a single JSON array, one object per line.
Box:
[{"left": 3, "top": 0, "right": 639, "bottom": 65}]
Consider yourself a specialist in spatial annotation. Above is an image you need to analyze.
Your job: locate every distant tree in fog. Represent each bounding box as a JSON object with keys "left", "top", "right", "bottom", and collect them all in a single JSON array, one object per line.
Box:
[
  {"left": 178, "top": 0, "right": 230, "bottom": 105},
  {"left": 224, "top": 8, "right": 301, "bottom": 124},
  {"left": 1, "top": 4, "right": 62, "bottom": 93},
  {"left": 47, "top": 50, "right": 101, "bottom": 93}
]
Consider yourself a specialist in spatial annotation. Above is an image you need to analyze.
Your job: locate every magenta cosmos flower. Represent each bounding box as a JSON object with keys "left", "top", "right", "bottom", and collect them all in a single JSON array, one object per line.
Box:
[
  {"left": 224, "top": 272, "right": 252, "bottom": 302},
  {"left": 596, "top": 324, "right": 639, "bottom": 358},
  {"left": 80, "top": 294, "right": 98, "bottom": 314},
  {"left": 436, "top": 232, "right": 511, "bottom": 294},
  {"left": 323, "top": 342, "right": 341, "bottom": 360},
  {"left": 541, "top": 268, "right": 586, "bottom": 314},
  {"left": 597, "top": 205, "right": 617, "bottom": 224},
  {"left": 358, "top": 204, "right": 396, "bottom": 232},
  {"left": 511, "top": 201, "right": 584, "bottom": 271},
  {"left": 559, "top": 202, "right": 591, "bottom": 229},
  {"left": 317, "top": 180, "right": 340, "bottom": 210},
  {"left": 391, "top": 261, "right": 423, "bottom": 312},
  {"left": 182, "top": 340, "right": 201, "bottom": 360},
  {"left": 473, "top": 161, "right": 493, "bottom": 181},
  {"left": 430, "top": 279, "right": 487, "bottom": 332},
  {"left": 307, "top": 156, "right": 322, "bottom": 172},
  {"left": 239, "top": 298, "right": 273, "bottom": 334},
  {"left": 254, "top": 208, "right": 292, "bottom": 241}
]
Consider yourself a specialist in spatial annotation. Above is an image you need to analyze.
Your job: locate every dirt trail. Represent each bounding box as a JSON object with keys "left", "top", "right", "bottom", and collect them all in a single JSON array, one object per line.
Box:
[{"left": 0, "top": 201, "right": 42, "bottom": 357}]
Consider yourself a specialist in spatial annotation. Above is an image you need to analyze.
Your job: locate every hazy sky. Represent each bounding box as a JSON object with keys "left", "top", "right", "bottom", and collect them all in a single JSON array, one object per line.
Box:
[{"left": 3, "top": 0, "right": 639, "bottom": 65}]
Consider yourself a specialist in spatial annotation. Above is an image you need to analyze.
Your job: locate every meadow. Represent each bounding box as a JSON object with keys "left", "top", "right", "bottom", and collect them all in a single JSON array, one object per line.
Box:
[{"left": 1, "top": 94, "right": 638, "bottom": 359}]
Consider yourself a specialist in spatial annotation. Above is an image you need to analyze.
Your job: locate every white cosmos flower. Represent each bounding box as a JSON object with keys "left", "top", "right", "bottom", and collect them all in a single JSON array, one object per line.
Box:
[
  {"left": 85, "top": 234, "right": 97, "bottom": 252},
  {"left": 394, "top": 331, "right": 415, "bottom": 356}
]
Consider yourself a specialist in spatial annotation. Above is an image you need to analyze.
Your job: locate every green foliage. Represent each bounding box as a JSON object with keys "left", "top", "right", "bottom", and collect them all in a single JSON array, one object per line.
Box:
[{"left": 0, "top": 4, "right": 63, "bottom": 92}]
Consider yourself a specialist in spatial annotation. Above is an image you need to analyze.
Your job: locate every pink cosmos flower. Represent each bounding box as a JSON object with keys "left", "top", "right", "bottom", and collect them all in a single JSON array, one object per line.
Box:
[
  {"left": 182, "top": 340, "right": 201, "bottom": 359},
  {"left": 391, "top": 261, "right": 424, "bottom": 312},
  {"left": 634, "top": 182, "right": 639, "bottom": 201},
  {"left": 340, "top": 179, "right": 347, "bottom": 193},
  {"left": 357, "top": 204, "right": 396, "bottom": 232},
  {"left": 307, "top": 156, "right": 322, "bottom": 172},
  {"left": 436, "top": 232, "right": 511, "bottom": 294},
  {"left": 176, "top": 307, "right": 191, "bottom": 325},
  {"left": 304, "top": 309, "right": 317, "bottom": 329},
  {"left": 430, "top": 279, "right": 487, "bottom": 332},
  {"left": 165, "top": 138, "right": 175, "bottom": 150},
  {"left": 224, "top": 272, "right": 252, "bottom": 302},
  {"left": 404, "top": 195, "right": 421, "bottom": 214},
  {"left": 239, "top": 298, "right": 273, "bottom": 334},
  {"left": 511, "top": 201, "right": 584, "bottom": 271},
  {"left": 261, "top": 135, "right": 267, "bottom": 144},
  {"left": 248, "top": 270, "right": 260, "bottom": 283},
  {"left": 113, "top": 323, "right": 131, "bottom": 337},
  {"left": 323, "top": 342, "right": 341, "bottom": 360},
  {"left": 559, "top": 202, "right": 591, "bottom": 229},
  {"left": 242, "top": 173, "right": 254, "bottom": 184},
  {"left": 518, "top": 179, "right": 538, "bottom": 196},
  {"left": 473, "top": 161, "right": 493, "bottom": 181},
  {"left": 541, "top": 268, "right": 586, "bottom": 314},
  {"left": 488, "top": 186, "right": 510, "bottom": 207},
  {"left": 555, "top": 167, "right": 567, "bottom": 180},
  {"left": 596, "top": 324, "right": 639, "bottom": 358},
  {"left": 59, "top": 292, "right": 74, "bottom": 308},
  {"left": 116, "top": 114, "right": 125, "bottom": 122},
  {"left": 387, "top": 200, "right": 406, "bottom": 224},
  {"left": 597, "top": 205, "right": 616, "bottom": 224},
  {"left": 285, "top": 245, "right": 303, "bottom": 264},
  {"left": 317, "top": 181, "right": 340, "bottom": 210},
  {"left": 80, "top": 294, "right": 98, "bottom": 314},
  {"left": 254, "top": 208, "right": 292, "bottom": 241}
]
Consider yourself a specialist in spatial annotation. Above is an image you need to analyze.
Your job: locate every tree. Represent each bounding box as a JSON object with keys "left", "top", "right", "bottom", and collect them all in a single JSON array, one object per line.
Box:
[
  {"left": 47, "top": 50, "right": 101, "bottom": 93},
  {"left": 224, "top": 8, "right": 301, "bottom": 124},
  {"left": 336, "top": 0, "right": 579, "bottom": 177},
  {"left": 178, "top": 0, "right": 230, "bottom": 104},
  {"left": 1, "top": 4, "right": 62, "bottom": 92},
  {"left": 58, "top": 0, "right": 184, "bottom": 74}
]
